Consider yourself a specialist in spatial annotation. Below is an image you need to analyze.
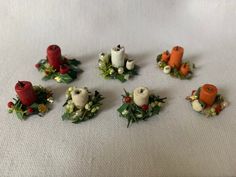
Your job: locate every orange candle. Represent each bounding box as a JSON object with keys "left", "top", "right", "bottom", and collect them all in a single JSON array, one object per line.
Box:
[
  {"left": 161, "top": 50, "right": 170, "bottom": 62},
  {"left": 180, "top": 63, "right": 190, "bottom": 76},
  {"left": 168, "top": 46, "right": 184, "bottom": 69},
  {"left": 199, "top": 84, "right": 218, "bottom": 106}
]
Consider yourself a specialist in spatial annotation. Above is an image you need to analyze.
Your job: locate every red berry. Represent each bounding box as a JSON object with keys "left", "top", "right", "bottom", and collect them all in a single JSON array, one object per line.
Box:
[
  {"left": 27, "top": 107, "right": 34, "bottom": 114},
  {"left": 141, "top": 104, "right": 149, "bottom": 111},
  {"left": 215, "top": 105, "right": 222, "bottom": 114},
  {"left": 123, "top": 96, "right": 132, "bottom": 103},
  {"left": 59, "top": 65, "right": 69, "bottom": 74},
  {"left": 35, "top": 63, "right": 40, "bottom": 69},
  {"left": 7, "top": 102, "right": 14, "bottom": 108}
]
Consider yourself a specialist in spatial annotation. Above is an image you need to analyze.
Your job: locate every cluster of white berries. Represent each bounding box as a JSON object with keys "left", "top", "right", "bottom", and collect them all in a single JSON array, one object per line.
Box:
[
  {"left": 158, "top": 61, "right": 171, "bottom": 74},
  {"left": 99, "top": 52, "right": 135, "bottom": 80},
  {"left": 85, "top": 101, "right": 100, "bottom": 113}
]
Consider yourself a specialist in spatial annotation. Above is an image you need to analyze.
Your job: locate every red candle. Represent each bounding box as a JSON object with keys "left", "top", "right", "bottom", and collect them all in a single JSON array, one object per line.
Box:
[
  {"left": 15, "top": 81, "right": 37, "bottom": 106},
  {"left": 47, "top": 45, "right": 62, "bottom": 71},
  {"left": 168, "top": 46, "right": 184, "bottom": 69},
  {"left": 199, "top": 84, "right": 218, "bottom": 106}
]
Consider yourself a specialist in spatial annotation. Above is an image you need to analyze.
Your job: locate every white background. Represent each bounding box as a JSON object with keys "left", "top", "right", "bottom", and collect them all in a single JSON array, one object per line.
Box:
[{"left": 0, "top": 0, "right": 236, "bottom": 176}]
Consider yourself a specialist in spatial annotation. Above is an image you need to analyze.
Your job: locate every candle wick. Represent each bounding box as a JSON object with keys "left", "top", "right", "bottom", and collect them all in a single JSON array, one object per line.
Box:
[
  {"left": 18, "top": 81, "right": 25, "bottom": 88},
  {"left": 166, "top": 50, "right": 169, "bottom": 54},
  {"left": 117, "top": 44, "right": 121, "bottom": 51},
  {"left": 75, "top": 90, "right": 81, "bottom": 94},
  {"left": 176, "top": 46, "right": 179, "bottom": 50},
  {"left": 140, "top": 89, "right": 144, "bottom": 93},
  {"left": 207, "top": 87, "right": 212, "bottom": 92}
]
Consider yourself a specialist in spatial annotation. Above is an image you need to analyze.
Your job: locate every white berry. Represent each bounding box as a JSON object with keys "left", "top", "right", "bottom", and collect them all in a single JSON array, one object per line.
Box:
[
  {"left": 163, "top": 65, "right": 171, "bottom": 74},
  {"left": 192, "top": 100, "right": 203, "bottom": 112}
]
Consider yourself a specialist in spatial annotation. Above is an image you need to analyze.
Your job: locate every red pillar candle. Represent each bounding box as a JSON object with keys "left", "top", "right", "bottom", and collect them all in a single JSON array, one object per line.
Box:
[
  {"left": 15, "top": 81, "right": 37, "bottom": 106},
  {"left": 168, "top": 46, "right": 184, "bottom": 69},
  {"left": 47, "top": 45, "right": 62, "bottom": 71},
  {"left": 199, "top": 84, "right": 218, "bottom": 106}
]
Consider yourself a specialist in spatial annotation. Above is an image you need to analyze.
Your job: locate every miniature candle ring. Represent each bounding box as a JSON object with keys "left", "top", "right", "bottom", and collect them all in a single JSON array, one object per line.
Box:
[
  {"left": 8, "top": 81, "right": 54, "bottom": 120},
  {"left": 186, "top": 84, "right": 229, "bottom": 117},
  {"left": 156, "top": 46, "right": 195, "bottom": 80},
  {"left": 35, "top": 45, "right": 82, "bottom": 84},
  {"left": 98, "top": 44, "right": 139, "bottom": 82},
  {"left": 62, "top": 87, "right": 104, "bottom": 123},
  {"left": 117, "top": 88, "right": 167, "bottom": 127}
]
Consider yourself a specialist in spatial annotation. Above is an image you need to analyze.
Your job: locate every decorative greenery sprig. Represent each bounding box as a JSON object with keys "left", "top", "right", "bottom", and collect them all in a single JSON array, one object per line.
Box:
[
  {"left": 7, "top": 86, "right": 53, "bottom": 120},
  {"left": 98, "top": 53, "right": 139, "bottom": 82},
  {"left": 35, "top": 57, "right": 82, "bottom": 84},
  {"left": 62, "top": 87, "right": 104, "bottom": 123},
  {"left": 117, "top": 89, "right": 166, "bottom": 127},
  {"left": 186, "top": 87, "right": 229, "bottom": 117},
  {"left": 156, "top": 54, "right": 195, "bottom": 80}
]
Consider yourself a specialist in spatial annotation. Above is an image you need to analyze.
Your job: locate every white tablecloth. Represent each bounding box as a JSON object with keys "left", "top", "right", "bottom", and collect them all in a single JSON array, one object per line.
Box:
[{"left": 0, "top": 0, "right": 236, "bottom": 176}]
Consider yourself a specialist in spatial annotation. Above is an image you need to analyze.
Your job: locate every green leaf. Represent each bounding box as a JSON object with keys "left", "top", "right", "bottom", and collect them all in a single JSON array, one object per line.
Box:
[
  {"left": 16, "top": 111, "right": 25, "bottom": 120},
  {"left": 156, "top": 54, "right": 162, "bottom": 62},
  {"left": 117, "top": 103, "right": 129, "bottom": 113},
  {"left": 67, "top": 59, "right": 81, "bottom": 66},
  {"left": 68, "top": 70, "right": 77, "bottom": 79},
  {"left": 195, "top": 87, "right": 201, "bottom": 98},
  {"left": 115, "top": 74, "right": 126, "bottom": 82},
  {"left": 42, "top": 74, "right": 55, "bottom": 81},
  {"left": 30, "top": 103, "right": 39, "bottom": 110},
  {"left": 59, "top": 74, "right": 73, "bottom": 83},
  {"left": 62, "top": 112, "right": 71, "bottom": 120}
]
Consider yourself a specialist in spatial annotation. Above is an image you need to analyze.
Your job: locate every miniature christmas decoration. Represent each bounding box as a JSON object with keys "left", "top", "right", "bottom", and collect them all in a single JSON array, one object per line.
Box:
[
  {"left": 186, "top": 84, "right": 229, "bottom": 117},
  {"left": 156, "top": 46, "right": 195, "bottom": 79},
  {"left": 98, "top": 45, "right": 139, "bottom": 82},
  {"left": 62, "top": 87, "right": 104, "bottom": 123},
  {"left": 36, "top": 45, "right": 82, "bottom": 84},
  {"left": 7, "top": 81, "right": 53, "bottom": 120},
  {"left": 117, "top": 87, "right": 167, "bottom": 127}
]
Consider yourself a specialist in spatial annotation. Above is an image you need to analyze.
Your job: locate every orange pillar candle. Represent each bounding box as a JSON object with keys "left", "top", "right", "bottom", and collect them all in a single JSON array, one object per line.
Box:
[
  {"left": 168, "top": 46, "right": 184, "bottom": 69},
  {"left": 161, "top": 50, "right": 170, "bottom": 62},
  {"left": 199, "top": 84, "right": 218, "bottom": 106}
]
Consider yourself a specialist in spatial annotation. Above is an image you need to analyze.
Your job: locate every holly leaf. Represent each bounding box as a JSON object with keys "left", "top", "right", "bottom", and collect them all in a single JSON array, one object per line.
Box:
[
  {"left": 62, "top": 112, "right": 71, "bottom": 120},
  {"left": 16, "top": 111, "right": 25, "bottom": 120},
  {"left": 30, "top": 103, "right": 39, "bottom": 110},
  {"left": 67, "top": 59, "right": 81, "bottom": 66},
  {"left": 42, "top": 73, "right": 56, "bottom": 81},
  {"left": 116, "top": 74, "right": 126, "bottom": 82},
  {"left": 59, "top": 74, "right": 73, "bottom": 83},
  {"left": 156, "top": 54, "right": 162, "bottom": 62},
  {"left": 117, "top": 103, "right": 129, "bottom": 113}
]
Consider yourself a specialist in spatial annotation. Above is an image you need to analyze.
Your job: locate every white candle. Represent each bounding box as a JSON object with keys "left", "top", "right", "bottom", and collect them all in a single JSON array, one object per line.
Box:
[
  {"left": 126, "top": 60, "right": 135, "bottom": 70},
  {"left": 99, "top": 52, "right": 109, "bottom": 63},
  {"left": 71, "top": 88, "right": 89, "bottom": 108},
  {"left": 111, "top": 45, "right": 125, "bottom": 68},
  {"left": 133, "top": 87, "right": 149, "bottom": 106}
]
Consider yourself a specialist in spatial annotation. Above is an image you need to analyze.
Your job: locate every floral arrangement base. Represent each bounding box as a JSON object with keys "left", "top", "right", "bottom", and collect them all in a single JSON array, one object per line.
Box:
[
  {"left": 156, "top": 54, "right": 195, "bottom": 80},
  {"left": 98, "top": 53, "right": 139, "bottom": 82},
  {"left": 62, "top": 87, "right": 104, "bottom": 123},
  {"left": 186, "top": 88, "right": 229, "bottom": 117},
  {"left": 36, "top": 57, "right": 82, "bottom": 83},
  {"left": 117, "top": 89, "right": 167, "bottom": 127},
  {"left": 8, "top": 86, "right": 53, "bottom": 120}
]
